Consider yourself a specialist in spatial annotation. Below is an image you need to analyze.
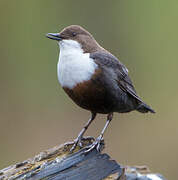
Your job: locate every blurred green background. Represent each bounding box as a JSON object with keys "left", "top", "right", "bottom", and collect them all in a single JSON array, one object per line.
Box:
[{"left": 0, "top": 0, "right": 177, "bottom": 179}]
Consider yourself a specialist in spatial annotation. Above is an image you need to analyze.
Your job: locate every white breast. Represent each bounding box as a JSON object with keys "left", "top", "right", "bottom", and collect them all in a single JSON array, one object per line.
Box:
[{"left": 57, "top": 40, "right": 98, "bottom": 89}]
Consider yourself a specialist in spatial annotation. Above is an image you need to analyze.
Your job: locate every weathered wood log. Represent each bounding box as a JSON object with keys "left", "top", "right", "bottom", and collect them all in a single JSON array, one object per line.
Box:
[{"left": 0, "top": 137, "right": 166, "bottom": 180}]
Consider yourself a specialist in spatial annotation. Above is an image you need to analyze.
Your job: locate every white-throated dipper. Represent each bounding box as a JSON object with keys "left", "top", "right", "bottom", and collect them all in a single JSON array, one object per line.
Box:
[{"left": 46, "top": 25, "right": 155, "bottom": 152}]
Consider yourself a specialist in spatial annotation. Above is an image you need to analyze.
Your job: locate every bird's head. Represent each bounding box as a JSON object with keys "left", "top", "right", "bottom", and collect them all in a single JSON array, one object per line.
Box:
[{"left": 46, "top": 25, "right": 101, "bottom": 53}]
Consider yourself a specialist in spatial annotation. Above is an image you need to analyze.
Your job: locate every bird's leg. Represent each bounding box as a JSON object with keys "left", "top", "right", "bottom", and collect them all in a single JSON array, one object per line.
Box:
[
  {"left": 85, "top": 112, "right": 113, "bottom": 153},
  {"left": 70, "top": 112, "right": 96, "bottom": 152}
]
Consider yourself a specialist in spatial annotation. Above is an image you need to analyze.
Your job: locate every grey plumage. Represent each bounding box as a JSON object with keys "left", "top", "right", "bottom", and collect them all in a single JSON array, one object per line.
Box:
[{"left": 90, "top": 51, "right": 155, "bottom": 113}]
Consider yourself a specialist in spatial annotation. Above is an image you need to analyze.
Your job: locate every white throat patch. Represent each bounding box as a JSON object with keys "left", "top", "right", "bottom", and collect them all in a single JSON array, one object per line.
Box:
[{"left": 57, "top": 40, "right": 98, "bottom": 89}]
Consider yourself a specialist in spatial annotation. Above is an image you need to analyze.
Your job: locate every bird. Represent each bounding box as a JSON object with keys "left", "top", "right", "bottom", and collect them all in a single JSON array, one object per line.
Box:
[{"left": 46, "top": 25, "right": 155, "bottom": 152}]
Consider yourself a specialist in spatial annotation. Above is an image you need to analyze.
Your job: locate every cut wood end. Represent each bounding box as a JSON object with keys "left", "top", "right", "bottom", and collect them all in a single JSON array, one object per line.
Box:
[{"left": 0, "top": 137, "right": 95, "bottom": 180}]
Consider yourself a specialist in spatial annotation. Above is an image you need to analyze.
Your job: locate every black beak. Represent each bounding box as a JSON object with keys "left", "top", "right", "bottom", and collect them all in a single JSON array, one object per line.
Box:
[{"left": 46, "top": 33, "right": 62, "bottom": 41}]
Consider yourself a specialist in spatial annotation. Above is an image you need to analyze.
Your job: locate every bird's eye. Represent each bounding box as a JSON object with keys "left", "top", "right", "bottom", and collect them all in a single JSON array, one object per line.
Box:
[{"left": 72, "top": 32, "right": 77, "bottom": 37}]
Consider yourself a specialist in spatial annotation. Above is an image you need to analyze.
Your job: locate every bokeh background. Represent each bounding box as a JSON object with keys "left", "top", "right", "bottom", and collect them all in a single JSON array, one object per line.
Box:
[{"left": 0, "top": 0, "right": 177, "bottom": 179}]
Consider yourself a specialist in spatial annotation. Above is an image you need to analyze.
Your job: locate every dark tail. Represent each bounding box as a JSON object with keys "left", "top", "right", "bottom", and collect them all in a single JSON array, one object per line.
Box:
[{"left": 137, "top": 102, "right": 155, "bottom": 113}]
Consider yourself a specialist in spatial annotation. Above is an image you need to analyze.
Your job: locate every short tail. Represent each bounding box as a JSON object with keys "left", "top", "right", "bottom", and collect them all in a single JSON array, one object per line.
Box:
[{"left": 137, "top": 102, "right": 155, "bottom": 113}]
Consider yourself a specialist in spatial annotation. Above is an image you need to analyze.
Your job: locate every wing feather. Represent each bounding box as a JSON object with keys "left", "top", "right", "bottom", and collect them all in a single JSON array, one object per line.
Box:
[{"left": 90, "top": 51, "right": 143, "bottom": 103}]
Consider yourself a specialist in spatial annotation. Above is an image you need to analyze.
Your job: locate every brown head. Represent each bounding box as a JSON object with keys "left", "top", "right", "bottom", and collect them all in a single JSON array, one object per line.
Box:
[{"left": 46, "top": 25, "right": 102, "bottom": 53}]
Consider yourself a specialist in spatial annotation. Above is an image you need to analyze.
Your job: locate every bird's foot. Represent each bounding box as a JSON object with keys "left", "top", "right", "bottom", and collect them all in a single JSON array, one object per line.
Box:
[
  {"left": 84, "top": 135, "right": 104, "bottom": 153},
  {"left": 70, "top": 136, "right": 95, "bottom": 153}
]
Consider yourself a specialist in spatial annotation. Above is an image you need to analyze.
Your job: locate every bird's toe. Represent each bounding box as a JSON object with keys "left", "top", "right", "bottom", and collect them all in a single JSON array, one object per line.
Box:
[{"left": 84, "top": 135, "right": 104, "bottom": 153}]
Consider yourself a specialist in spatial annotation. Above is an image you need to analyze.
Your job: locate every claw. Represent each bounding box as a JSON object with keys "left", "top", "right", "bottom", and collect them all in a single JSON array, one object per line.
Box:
[
  {"left": 70, "top": 138, "right": 82, "bottom": 153},
  {"left": 84, "top": 135, "right": 104, "bottom": 153},
  {"left": 78, "top": 141, "right": 83, "bottom": 148},
  {"left": 70, "top": 113, "right": 97, "bottom": 153},
  {"left": 70, "top": 136, "right": 95, "bottom": 153}
]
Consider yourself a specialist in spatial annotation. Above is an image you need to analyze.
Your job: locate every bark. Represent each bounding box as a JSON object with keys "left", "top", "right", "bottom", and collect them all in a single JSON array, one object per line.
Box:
[{"left": 0, "top": 137, "right": 166, "bottom": 180}]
